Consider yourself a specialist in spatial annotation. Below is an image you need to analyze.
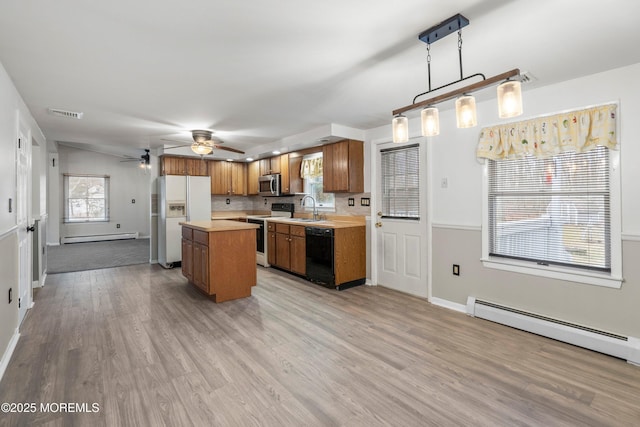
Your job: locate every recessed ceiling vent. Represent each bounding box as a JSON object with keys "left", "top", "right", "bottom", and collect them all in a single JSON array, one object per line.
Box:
[
  {"left": 47, "top": 108, "right": 84, "bottom": 119},
  {"left": 519, "top": 71, "right": 536, "bottom": 84}
]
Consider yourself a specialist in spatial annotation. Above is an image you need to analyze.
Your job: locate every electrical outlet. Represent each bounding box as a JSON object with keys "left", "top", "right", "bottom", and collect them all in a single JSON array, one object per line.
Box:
[
  {"left": 226, "top": 198, "right": 230, "bottom": 205},
  {"left": 453, "top": 264, "right": 460, "bottom": 276},
  {"left": 348, "top": 198, "right": 355, "bottom": 206},
  {"left": 360, "top": 197, "right": 370, "bottom": 206},
  {"left": 116, "top": 224, "right": 121, "bottom": 229}
]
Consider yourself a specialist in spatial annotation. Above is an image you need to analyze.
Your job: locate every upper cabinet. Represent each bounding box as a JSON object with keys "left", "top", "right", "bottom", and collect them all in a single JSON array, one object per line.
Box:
[
  {"left": 186, "top": 158, "right": 209, "bottom": 176},
  {"left": 247, "top": 161, "right": 260, "bottom": 195},
  {"left": 209, "top": 161, "right": 247, "bottom": 196},
  {"left": 286, "top": 155, "right": 303, "bottom": 195},
  {"left": 323, "top": 140, "right": 364, "bottom": 193},
  {"left": 259, "top": 156, "right": 281, "bottom": 175},
  {"left": 160, "top": 156, "right": 187, "bottom": 175}
]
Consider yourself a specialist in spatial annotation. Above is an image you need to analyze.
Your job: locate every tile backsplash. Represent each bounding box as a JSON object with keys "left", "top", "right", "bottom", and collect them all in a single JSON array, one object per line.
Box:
[{"left": 211, "top": 193, "right": 371, "bottom": 216}]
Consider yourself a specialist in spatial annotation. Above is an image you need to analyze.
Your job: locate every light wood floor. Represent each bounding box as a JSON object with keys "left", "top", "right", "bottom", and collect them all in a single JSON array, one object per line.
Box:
[{"left": 1, "top": 264, "right": 640, "bottom": 426}]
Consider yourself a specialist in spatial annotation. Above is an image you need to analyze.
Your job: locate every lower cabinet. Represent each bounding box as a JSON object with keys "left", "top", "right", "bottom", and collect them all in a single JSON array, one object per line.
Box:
[
  {"left": 272, "top": 223, "right": 305, "bottom": 275},
  {"left": 182, "top": 228, "right": 209, "bottom": 293}
]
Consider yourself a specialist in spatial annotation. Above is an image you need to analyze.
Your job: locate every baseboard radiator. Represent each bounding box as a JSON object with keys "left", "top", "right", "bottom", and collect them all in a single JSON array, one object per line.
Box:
[
  {"left": 61, "top": 232, "right": 138, "bottom": 244},
  {"left": 466, "top": 296, "right": 640, "bottom": 365}
]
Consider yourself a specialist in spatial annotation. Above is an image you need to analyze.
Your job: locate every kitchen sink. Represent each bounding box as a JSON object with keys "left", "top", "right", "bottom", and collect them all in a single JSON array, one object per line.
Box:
[{"left": 289, "top": 218, "right": 325, "bottom": 223}]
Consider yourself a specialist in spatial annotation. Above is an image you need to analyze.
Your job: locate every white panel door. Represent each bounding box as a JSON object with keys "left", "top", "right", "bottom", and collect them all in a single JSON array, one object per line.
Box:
[
  {"left": 16, "top": 123, "right": 32, "bottom": 326},
  {"left": 375, "top": 141, "right": 428, "bottom": 298}
]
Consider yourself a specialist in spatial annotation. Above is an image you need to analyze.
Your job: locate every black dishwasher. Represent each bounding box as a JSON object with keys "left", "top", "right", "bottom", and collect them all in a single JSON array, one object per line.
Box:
[{"left": 305, "top": 227, "right": 334, "bottom": 286}]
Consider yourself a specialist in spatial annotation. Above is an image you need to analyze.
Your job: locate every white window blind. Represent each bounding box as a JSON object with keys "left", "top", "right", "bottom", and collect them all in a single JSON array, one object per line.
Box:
[
  {"left": 381, "top": 144, "right": 419, "bottom": 219},
  {"left": 488, "top": 146, "right": 610, "bottom": 272},
  {"left": 64, "top": 174, "right": 110, "bottom": 223}
]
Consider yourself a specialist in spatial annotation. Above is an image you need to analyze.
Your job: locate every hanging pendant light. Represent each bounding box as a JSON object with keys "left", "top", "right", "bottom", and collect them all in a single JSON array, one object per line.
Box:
[
  {"left": 455, "top": 95, "right": 477, "bottom": 128},
  {"left": 497, "top": 79, "right": 523, "bottom": 118},
  {"left": 392, "top": 114, "right": 409, "bottom": 143},
  {"left": 421, "top": 107, "right": 440, "bottom": 136}
]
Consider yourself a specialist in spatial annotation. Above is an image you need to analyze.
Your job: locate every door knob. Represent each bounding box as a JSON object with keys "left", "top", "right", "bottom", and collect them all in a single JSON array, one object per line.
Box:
[
  {"left": 377, "top": 211, "right": 383, "bottom": 217},
  {"left": 375, "top": 222, "right": 382, "bottom": 228},
  {"left": 26, "top": 225, "right": 35, "bottom": 232}
]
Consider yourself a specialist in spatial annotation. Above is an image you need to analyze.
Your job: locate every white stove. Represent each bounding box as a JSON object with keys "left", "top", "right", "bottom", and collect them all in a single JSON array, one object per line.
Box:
[{"left": 246, "top": 203, "right": 294, "bottom": 267}]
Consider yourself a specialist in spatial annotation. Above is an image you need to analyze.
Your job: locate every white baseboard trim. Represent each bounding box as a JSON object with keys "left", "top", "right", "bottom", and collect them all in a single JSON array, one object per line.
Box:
[
  {"left": 0, "top": 328, "right": 20, "bottom": 383},
  {"left": 47, "top": 242, "right": 60, "bottom": 247},
  {"left": 149, "top": 259, "right": 158, "bottom": 264},
  {"left": 365, "top": 279, "right": 374, "bottom": 286},
  {"left": 430, "top": 297, "right": 467, "bottom": 313}
]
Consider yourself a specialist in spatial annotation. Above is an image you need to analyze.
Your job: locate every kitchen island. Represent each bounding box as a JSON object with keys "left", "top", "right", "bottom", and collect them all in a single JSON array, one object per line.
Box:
[{"left": 180, "top": 220, "right": 260, "bottom": 302}]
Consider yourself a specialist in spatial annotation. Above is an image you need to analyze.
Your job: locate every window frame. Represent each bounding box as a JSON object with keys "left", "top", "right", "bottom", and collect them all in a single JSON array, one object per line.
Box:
[
  {"left": 301, "top": 152, "right": 335, "bottom": 212},
  {"left": 481, "top": 148, "right": 622, "bottom": 289},
  {"left": 63, "top": 174, "right": 110, "bottom": 223},
  {"left": 380, "top": 143, "right": 420, "bottom": 220}
]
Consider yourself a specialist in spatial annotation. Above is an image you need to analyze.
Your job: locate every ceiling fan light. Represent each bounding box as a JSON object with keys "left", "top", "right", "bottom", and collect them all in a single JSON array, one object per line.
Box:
[
  {"left": 392, "top": 114, "right": 409, "bottom": 143},
  {"left": 191, "top": 142, "right": 213, "bottom": 155},
  {"left": 421, "top": 107, "right": 440, "bottom": 137},
  {"left": 497, "top": 80, "right": 523, "bottom": 118},
  {"left": 455, "top": 95, "right": 477, "bottom": 128}
]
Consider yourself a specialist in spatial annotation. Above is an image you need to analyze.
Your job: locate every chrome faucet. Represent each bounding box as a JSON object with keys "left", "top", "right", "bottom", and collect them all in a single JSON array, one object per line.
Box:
[{"left": 301, "top": 195, "right": 318, "bottom": 221}]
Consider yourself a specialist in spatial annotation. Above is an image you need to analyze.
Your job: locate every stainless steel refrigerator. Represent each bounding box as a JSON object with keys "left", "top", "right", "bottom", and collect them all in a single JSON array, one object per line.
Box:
[{"left": 158, "top": 175, "right": 211, "bottom": 268}]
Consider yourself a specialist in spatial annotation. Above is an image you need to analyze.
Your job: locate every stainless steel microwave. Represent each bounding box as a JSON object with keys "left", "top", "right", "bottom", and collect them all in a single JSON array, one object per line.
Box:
[{"left": 258, "top": 173, "right": 282, "bottom": 197}]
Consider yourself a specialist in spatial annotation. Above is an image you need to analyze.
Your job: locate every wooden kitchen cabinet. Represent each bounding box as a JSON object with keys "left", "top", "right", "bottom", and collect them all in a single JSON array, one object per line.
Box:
[
  {"left": 289, "top": 226, "right": 306, "bottom": 275},
  {"left": 274, "top": 223, "right": 305, "bottom": 275},
  {"left": 160, "top": 156, "right": 187, "bottom": 175},
  {"left": 322, "top": 140, "right": 364, "bottom": 193},
  {"left": 209, "top": 160, "right": 247, "bottom": 195},
  {"left": 260, "top": 156, "right": 281, "bottom": 175},
  {"left": 267, "top": 222, "right": 276, "bottom": 266},
  {"left": 181, "top": 220, "right": 258, "bottom": 302},
  {"left": 247, "top": 160, "right": 260, "bottom": 195},
  {"left": 287, "top": 155, "right": 303, "bottom": 195},
  {"left": 186, "top": 158, "right": 209, "bottom": 176}
]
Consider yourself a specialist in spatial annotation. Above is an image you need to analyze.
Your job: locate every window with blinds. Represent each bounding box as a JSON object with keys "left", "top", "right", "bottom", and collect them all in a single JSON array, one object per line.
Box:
[
  {"left": 381, "top": 144, "right": 419, "bottom": 219},
  {"left": 64, "top": 174, "right": 110, "bottom": 223},
  {"left": 488, "top": 146, "right": 610, "bottom": 272}
]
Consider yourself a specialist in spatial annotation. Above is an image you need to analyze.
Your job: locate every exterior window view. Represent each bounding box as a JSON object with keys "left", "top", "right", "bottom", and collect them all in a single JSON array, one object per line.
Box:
[
  {"left": 64, "top": 175, "right": 109, "bottom": 222},
  {"left": 488, "top": 146, "right": 610, "bottom": 271}
]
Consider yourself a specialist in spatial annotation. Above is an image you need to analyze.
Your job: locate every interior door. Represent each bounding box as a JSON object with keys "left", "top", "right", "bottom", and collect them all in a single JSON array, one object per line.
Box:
[
  {"left": 16, "top": 124, "right": 32, "bottom": 326},
  {"left": 375, "top": 141, "right": 428, "bottom": 298}
]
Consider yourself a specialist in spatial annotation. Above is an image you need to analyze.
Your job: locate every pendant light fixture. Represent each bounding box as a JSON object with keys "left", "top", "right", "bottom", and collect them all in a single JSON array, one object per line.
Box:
[
  {"left": 421, "top": 107, "right": 440, "bottom": 136},
  {"left": 391, "top": 14, "right": 524, "bottom": 139},
  {"left": 497, "top": 79, "right": 523, "bottom": 118},
  {"left": 455, "top": 95, "right": 477, "bottom": 128},
  {"left": 392, "top": 114, "right": 409, "bottom": 143}
]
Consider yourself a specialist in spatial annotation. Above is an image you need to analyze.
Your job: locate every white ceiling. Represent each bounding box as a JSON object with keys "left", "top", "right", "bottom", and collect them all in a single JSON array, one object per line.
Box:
[{"left": 1, "top": 0, "right": 639, "bottom": 160}]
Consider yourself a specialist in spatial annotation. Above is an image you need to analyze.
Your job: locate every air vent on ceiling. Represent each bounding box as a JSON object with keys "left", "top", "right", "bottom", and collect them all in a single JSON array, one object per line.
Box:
[
  {"left": 47, "top": 108, "right": 84, "bottom": 119},
  {"left": 520, "top": 71, "right": 536, "bottom": 84}
]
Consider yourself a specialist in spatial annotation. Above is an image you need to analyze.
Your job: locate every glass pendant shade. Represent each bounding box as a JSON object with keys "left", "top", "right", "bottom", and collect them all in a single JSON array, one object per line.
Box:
[
  {"left": 392, "top": 114, "right": 409, "bottom": 143},
  {"left": 421, "top": 107, "right": 440, "bottom": 136},
  {"left": 455, "top": 95, "right": 477, "bottom": 128},
  {"left": 191, "top": 142, "right": 213, "bottom": 155},
  {"left": 497, "top": 80, "right": 523, "bottom": 118}
]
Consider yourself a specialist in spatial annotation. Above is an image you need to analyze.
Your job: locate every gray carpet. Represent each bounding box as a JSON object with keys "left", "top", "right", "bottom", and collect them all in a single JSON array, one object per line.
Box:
[{"left": 47, "top": 238, "right": 150, "bottom": 274}]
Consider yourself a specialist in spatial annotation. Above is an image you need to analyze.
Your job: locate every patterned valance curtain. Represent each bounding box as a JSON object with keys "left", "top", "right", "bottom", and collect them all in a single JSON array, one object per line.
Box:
[
  {"left": 476, "top": 103, "right": 617, "bottom": 160},
  {"left": 300, "top": 157, "right": 323, "bottom": 179}
]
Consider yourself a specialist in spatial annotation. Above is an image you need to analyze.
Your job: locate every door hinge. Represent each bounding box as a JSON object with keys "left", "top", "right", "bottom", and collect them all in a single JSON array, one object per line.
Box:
[
  {"left": 18, "top": 297, "right": 21, "bottom": 308},
  {"left": 18, "top": 138, "right": 21, "bottom": 149}
]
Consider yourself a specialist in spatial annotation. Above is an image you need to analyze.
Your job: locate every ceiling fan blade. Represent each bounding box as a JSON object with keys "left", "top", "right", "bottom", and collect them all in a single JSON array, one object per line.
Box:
[
  {"left": 119, "top": 158, "right": 141, "bottom": 162},
  {"left": 214, "top": 145, "right": 245, "bottom": 154}
]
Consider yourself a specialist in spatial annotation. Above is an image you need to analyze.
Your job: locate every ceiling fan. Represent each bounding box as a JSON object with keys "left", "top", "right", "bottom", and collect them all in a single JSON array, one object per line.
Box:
[
  {"left": 162, "top": 130, "right": 245, "bottom": 155},
  {"left": 120, "top": 149, "right": 151, "bottom": 168}
]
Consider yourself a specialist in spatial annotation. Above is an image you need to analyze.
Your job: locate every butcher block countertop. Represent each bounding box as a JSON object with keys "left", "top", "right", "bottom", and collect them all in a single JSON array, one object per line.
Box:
[{"left": 180, "top": 220, "right": 260, "bottom": 232}]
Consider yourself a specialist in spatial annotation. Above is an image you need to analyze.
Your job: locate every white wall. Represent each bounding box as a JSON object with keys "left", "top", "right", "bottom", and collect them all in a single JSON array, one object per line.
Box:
[{"left": 55, "top": 146, "right": 151, "bottom": 240}]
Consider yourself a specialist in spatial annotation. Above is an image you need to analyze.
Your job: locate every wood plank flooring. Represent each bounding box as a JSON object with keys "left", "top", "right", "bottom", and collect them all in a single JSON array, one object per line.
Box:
[{"left": 1, "top": 264, "right": 640, "bottom": 426}]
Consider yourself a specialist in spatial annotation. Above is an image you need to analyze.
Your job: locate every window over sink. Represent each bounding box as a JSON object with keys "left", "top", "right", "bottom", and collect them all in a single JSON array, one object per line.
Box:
[{"left": 301, "top": 153, "right": 335, "bottom": 210}]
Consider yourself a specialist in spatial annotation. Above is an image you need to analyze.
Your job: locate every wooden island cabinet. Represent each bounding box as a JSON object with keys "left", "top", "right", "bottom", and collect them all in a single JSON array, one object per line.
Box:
[{"left": 181, "top": 220, "right": 259, "bottom": 302}]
